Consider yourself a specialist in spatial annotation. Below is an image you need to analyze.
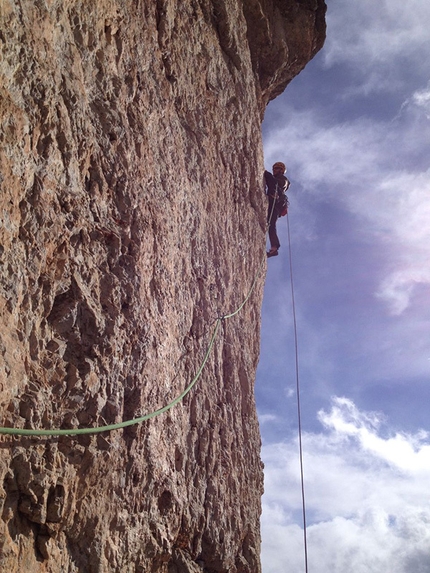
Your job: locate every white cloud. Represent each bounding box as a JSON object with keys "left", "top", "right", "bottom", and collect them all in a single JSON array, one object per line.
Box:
[
  {"left": 400, "top": 82, "right": 430, "bottom": 120},
  {"left": 324, "top": 0, "right": 430, "bottom": 91},
  {"left": 261, "top": 398, "right": 430, "bottom": 573},
  {"left": 285, "top": 386, "right": 295, "bottom": 399},
  {"left": 376, "top": 266, "right": 430, "bottom": 315},
  {"left": 411, "top": 84, "right": 430, "bottom": 119},
  {"left": 358, "top": 171, "right": 430, "bottom": 314},
  {"left": 258, "top": 412, "right": 278, "bottom": 424},
  {"left": 318, "top": 397, "right": 430, "bottom": 473}
]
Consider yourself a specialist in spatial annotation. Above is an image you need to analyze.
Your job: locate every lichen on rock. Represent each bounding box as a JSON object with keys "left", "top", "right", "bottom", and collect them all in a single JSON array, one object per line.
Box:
[{"left": 0, "top": 1, "right": 325, "bottom": 571}]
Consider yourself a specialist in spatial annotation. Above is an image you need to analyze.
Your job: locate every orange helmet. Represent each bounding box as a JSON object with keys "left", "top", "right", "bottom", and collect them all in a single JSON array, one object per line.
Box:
[{"left": 272, "top": 162, "right": 286, "bottom": 173}]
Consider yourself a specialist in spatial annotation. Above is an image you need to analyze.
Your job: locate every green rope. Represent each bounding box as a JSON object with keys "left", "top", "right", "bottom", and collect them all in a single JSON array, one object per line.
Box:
[
  {"left": 0, "top": 321, "right": 221, "bottom": 436},
  {"left": 0, "top": 193, "right": 279, "bottom": 438},
  {"left": 0, "top": 246, "right": 268, "bottom": 437}
]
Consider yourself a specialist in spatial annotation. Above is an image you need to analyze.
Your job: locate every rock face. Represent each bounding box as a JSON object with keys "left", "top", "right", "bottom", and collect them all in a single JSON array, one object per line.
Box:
[{"left": 0, "top": 1, "right": 325, "bottom": 571}]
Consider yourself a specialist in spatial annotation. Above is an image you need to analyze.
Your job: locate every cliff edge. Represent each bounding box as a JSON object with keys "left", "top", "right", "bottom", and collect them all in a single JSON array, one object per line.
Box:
[{"left": 0, "top": 1, "right": 326, "bottom": 571}]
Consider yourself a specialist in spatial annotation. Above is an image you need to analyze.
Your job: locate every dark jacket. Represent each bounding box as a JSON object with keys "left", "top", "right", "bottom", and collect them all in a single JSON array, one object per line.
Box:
[{"left": 264, "top": 170, "right": 290, "bottom": 197}]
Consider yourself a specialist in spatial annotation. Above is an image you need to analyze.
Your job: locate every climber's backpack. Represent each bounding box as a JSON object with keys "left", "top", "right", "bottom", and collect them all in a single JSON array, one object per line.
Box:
[{"left": 277, "top": 179, "right": 290, "bottom": 217}]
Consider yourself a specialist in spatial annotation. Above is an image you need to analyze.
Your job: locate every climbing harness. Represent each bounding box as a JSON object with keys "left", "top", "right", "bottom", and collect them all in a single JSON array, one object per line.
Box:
[{"left": 286, "top": 211, "right": 309, "bottom": 573}]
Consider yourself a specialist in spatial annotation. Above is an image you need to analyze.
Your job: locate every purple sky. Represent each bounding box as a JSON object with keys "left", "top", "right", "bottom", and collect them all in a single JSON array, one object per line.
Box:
[{"left": 257, "top": 1, "right": 430, "bottom": 571}]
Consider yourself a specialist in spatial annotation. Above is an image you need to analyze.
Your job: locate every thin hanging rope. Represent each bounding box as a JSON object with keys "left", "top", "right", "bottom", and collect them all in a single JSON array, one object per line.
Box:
[{"left": 286, "top": 211, "right": 309, "bottom": 573}]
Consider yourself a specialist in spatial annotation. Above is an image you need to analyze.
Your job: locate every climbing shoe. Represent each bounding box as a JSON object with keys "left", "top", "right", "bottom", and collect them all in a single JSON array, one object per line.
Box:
[{"left": 267, "top": 249, "right": 278, "bottom": 258}]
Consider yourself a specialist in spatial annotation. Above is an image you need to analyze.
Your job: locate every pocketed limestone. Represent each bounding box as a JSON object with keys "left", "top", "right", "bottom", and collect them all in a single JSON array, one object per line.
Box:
[{"left": 0, "top": 1, "right": 325, "bottom": 571}]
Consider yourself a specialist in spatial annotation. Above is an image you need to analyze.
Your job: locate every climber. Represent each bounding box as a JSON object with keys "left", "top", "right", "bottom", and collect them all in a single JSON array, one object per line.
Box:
[{"left": 264, "top": 161, "right": 290, "bottom": 258}]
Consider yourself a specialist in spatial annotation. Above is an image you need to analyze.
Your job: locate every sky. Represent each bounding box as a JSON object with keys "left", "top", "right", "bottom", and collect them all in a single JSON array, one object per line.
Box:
[{"left": 256, "top": 1, "right": 430, "bottom": 571}]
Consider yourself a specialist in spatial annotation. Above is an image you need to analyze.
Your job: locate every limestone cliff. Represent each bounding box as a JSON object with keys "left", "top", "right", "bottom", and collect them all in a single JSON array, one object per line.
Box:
[{"left": 0, "top": 1, "right": 325, "bottom": 571}]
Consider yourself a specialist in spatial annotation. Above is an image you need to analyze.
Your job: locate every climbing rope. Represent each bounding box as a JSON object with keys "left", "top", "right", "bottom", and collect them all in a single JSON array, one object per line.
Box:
[
  {"left": 0, "top": 221, "right": 269, "bottom": 437},
  {"left": 0, "top": 321, "right": 222, "bottom": 437},
  {"left": 286, "top": 211, "right": 309, "bottom": 573}
]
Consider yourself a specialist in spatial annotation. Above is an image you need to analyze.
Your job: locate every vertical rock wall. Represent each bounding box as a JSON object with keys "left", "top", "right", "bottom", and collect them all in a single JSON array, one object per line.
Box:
[{"left": 0, "top": 1, "right": 325, "bottom": 571}]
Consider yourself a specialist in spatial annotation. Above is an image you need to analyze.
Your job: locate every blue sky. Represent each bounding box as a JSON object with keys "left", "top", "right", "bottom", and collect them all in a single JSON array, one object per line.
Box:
[{"left": 256, "top": 1, "right": 430, "bottom": 571}]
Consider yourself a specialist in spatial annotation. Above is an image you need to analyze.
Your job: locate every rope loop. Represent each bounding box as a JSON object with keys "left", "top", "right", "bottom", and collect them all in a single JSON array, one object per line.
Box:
[
  {"left": 0, "top": 183, "right": 291, "bottom": 439},
  {"left": 0, "top": 232, "right": 268, "bottom": 437}
]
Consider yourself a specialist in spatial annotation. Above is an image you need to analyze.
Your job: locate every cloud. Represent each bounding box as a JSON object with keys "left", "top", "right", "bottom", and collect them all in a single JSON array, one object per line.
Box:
[
  {"left": 376, "top": 266, "right": 430, "bottom": 315},
  {"left": 411, "top": 84, "right": 430, "bottom": 119},
  {"left": 323, "top": 0, "right": 430, "bottom": 92},
  {"left": 318, "top": 397, "right": 430, "bottom": 473},
  {"left": 358, "top": 170, "right": 430, "bottom": 314},
  {"left": 261, "top": 398, "right": 430, "bottom": 573},
  {"left": 258, "top": 412, "right": 278, "bottom": 424},
  {"left": 400, "top": 81, "right": 430, "bottom": 120}
]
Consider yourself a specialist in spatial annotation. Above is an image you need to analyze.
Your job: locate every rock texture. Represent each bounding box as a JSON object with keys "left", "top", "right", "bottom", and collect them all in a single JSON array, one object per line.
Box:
[{"left": 0, "top": 1, "right": 325, "bottom": 571}]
